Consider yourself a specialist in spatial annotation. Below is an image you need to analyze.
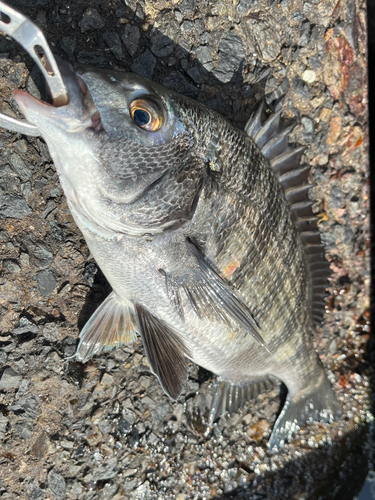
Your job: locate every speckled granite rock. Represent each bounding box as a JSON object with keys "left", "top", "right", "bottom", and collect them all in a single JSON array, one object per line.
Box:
[{"left": 0, "top": 1, "right": 371, "bottom": 499}]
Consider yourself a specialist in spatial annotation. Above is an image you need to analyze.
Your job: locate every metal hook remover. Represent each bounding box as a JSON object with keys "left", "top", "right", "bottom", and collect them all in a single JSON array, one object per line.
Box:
[{"left": 0, "top": 1, "right": 69, "bottom": 136}]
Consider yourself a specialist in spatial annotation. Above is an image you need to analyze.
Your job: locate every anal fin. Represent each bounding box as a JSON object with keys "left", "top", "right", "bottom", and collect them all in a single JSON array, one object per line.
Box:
[
  {"left": 135, "top": 304, "right": 191, "bottom": 400},
  {"left": 76, "top": 292, "right": 138, "bottom": 362},
  {"left": 209, "top": 377, "right": 274, "bottom": 425}
]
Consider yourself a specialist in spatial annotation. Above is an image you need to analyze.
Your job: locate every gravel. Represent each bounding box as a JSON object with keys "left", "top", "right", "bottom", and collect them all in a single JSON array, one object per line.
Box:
[
  {"left": 0, "top": 0, "right": 370, "bottom": 499},
  {"left": 78, "top": 8, "right": 104, "bottom": 33},
  {"left": 103, "top": 32, "right": 123, "bottom": 62},
  {"left": 0, "top": 194, "right": 31, "bottom": 218},
  {"left": 122, "top": 24, "right": 140, "bottom": 57},
  {"left": 213, "top": 32, "right": 246, "bottom": 83},
  {"left": 48, "top": 468, "right": 67, "bottom": 499},
  {"left": 130, "top": 49, "right": 157, "bottom": 79},
  {"left": 0, "top": 367, "right": 23, "bottom": 390}
]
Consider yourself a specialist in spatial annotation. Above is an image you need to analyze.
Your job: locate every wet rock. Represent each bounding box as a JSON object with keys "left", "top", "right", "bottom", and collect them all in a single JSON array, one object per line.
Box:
[
  {"left": 3, "top": 259, "right": 20, "bottom": 274},
  {"left": 0, "top": 194, "right": 31, "bottom": 218},
  {"left": 308, "top": 53, "right": 323, "bottom": 69},
  {"left": 122, "top": 24, "right": 140, "bottom": 57},
  {"left": 10, "top": 154, "right": 31, "bottom": 181},
  {"left": 25, "top": 478, "right": 44, "bottom": 500},
  {"left": 130, "top": 49, "right": 156, "bottom": 79},
  {"left": 42, "top": 323, "right": 60, "bottom": 343},
  {"left": 299, "top": 21, "right": 311, "bottom": 47},
  {"left": 31, "top": 432, "right": 54, "bottom": 458},
  {"left": 58, "top": 37, "right": 76, "bottom": 62},
  {"left": 265, "top": 77, "right": 290, "bottom": 103},
  {"left": 9, "top": 395, "right": 40, "bottom": 420},
  {"left": 330, "top": 186, "right": 344, "bottom": 208},
  {"left": 103, "top": 32, "right": 122, "bottom": 61},
  {"left": 213, "top": 32, "right": 246, "bottom": 83},
  {"left": 195, "top": 45, "right": 213, "bottom": 71},
  {"left": 135, "top": 4, "right": 145, "bottom": 21},
  {"left": 36, "top": 269, "right": 56, "bottom": 296},
  {"left": 162, "top": 71, "right": 200, "bottom": 99},
  {"left": 237, "top": 0, "right": 254, "bottom": 14},
  {"left": 47, "top": 468, "right": 66, "bottom": 499},
  {"left": 0, "top": 414, "right": 9, "bottom": 439},
  {"left": 15, "top": 421, "right": 33, "bottom": 439},
  {"left": 79, "top": 8, "right": 104, "bottom": 33},
  {"left": 92, "top": 458, "right": 118, "bottom": 481},
  {"left": 77, "top": 51, "right": 107, "bottom": 68},
  {"left": 292, "top": 75, "right": 311, "bottom": 99},
  {"left": 150, "top": 32, "right": 174, "bottom": 58},
  {"left": 0, "top": 367, "right": 22, "bottom": 390},
  {"left": 27, "top": 243, "right": 53, "bottom": 268},
  {"left": 186, "top": 66, "right": 203, "bottom": 85},
  {"left": 301, "top": 116, "right": 314, "bottom": 137},
  {"left": 12, "top": 317, "right": 40, "bottom": 337}
]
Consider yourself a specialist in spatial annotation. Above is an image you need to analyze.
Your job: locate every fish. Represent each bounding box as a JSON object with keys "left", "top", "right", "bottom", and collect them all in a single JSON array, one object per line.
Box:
[{"left": 10, "top": 56, "right": 342, "bottom": 450}]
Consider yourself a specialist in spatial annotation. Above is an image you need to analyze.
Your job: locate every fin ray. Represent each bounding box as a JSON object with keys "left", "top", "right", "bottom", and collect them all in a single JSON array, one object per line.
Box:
[
  {"left": 268, "top": 374, "right": 342, "bottom": 451},
  {"left": 135, "top": 304, "right": 191, "bottom": 400},
  {"left": 245, "top": 102, "right": 331, "bottom": 327},
  {"left": 164, "top": 241, "right": 267, "bottom": 348},
  {"left": 76, "top": 292, "right": 138, "bottom": 362},
  {"left": 209, "top": 377, "right": 274, "bottom": 424}
]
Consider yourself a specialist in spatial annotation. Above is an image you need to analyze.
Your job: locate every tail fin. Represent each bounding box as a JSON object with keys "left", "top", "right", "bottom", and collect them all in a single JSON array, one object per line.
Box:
[{"left": 268, "top": 374, "right": 342, "bottom": 451}]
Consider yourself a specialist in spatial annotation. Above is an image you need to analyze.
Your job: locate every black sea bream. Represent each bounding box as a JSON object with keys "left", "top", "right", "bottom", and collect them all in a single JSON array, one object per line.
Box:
[{"left": 13, "top": 61, "right": 341, "bottom": 449}]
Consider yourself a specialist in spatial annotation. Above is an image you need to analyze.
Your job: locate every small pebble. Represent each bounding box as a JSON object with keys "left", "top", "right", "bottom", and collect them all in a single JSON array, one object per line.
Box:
[{"left": 302, "top": 69, "right": 317, "bottom": 83}]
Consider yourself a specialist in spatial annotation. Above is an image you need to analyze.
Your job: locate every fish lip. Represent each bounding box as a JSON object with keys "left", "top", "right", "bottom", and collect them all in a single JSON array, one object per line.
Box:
[
  {"left": 13, "top": 89, "right": 54, "bottom": 111},
  {"left": 13, "top": 63, "right": 103, "bottom": 133}
]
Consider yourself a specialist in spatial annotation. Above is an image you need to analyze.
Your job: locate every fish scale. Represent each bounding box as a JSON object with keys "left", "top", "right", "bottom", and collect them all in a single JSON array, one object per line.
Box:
[{"left": 8, "top": 55, "right": 341, "bottom": 449}]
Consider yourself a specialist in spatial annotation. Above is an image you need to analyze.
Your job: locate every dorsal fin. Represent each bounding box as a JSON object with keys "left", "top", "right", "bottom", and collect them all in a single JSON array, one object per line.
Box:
[{"left": 245, "top": 105, "right": 330, "bottom": 325}]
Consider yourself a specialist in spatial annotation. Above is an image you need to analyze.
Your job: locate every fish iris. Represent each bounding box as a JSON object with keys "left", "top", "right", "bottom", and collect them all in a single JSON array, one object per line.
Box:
[{"left": 130, "top": 98, "right": 163, "bottom": 132}]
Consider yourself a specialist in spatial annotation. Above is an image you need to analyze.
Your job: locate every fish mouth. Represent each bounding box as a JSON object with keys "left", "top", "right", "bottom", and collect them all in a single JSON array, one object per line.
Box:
[{"left": 13, "top": 59, "right": 104, "bottom": 135}]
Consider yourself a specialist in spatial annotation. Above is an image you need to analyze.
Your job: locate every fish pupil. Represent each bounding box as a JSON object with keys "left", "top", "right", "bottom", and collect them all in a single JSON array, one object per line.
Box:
[{"left": 133, "top": 109, "right": 150, "bottom": 127}]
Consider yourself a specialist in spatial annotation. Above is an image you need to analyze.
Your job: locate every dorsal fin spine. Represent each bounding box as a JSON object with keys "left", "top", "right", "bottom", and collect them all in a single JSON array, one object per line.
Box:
[{"left": 245, "top": 103, "right": 330, "bottom": 325}]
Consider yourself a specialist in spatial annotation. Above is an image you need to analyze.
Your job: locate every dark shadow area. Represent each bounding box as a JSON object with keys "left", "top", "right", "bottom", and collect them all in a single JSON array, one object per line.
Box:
[
  {"left": 212, "top": 425, "right": 370, "bottom": 500},
  {"left": 77, "top": 260, "right": 112, "bottom": 331},
  {"left": 1, "top": 1, "right": 371, "bottom": 498}
]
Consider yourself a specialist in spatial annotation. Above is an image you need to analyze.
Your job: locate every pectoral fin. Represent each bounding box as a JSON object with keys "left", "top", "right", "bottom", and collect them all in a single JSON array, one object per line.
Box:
[
  {"left": 163, "top": 241, "right": 266, "bottom": 349},
  {"left": 76, "top": 292, "right": 138, "bottom": 362},
  {"left": 135, "top": 304, "right": 191, "bottom": 400}
]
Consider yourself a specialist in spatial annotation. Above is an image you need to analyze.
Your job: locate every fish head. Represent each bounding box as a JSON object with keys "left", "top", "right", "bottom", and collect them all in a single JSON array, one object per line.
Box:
[{"left": 14, "top": 62, "right": 212, "bottom": 237}]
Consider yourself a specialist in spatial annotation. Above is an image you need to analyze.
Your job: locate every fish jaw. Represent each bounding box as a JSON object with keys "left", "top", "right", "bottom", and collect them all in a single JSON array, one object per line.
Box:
[
  {"left": 13, "top": 89, "right": 93, "bottom": 135},
  {"left": 13, "top": 85, "right": 101, "bottom": 213}
]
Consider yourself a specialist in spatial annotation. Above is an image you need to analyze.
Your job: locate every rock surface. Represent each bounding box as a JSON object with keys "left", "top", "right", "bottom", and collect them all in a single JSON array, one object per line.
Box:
[{"left": 0, "top": 0, "right": 371, "bottom": 499}]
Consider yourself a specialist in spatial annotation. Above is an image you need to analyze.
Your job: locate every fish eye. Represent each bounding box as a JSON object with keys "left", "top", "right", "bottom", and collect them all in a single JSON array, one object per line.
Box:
[{"left": 130, "top": 98, "right": 163, "bottom": 132}]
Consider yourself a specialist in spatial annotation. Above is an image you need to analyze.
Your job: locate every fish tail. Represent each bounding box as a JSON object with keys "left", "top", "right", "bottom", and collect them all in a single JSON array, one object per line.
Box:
[{"left": 268, "top": 372, "right": 342, "bottom": 452}]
